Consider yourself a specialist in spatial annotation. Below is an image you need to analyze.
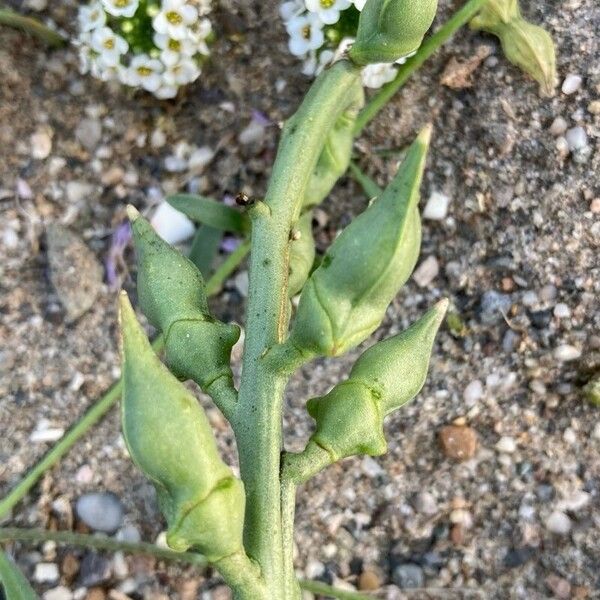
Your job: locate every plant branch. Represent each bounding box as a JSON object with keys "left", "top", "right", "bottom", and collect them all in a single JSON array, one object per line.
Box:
[
  {"left": 354, "top": 0, "right": 490, "bottom": 134},
  {"left": 299, "top": 579, "right": 378, "bottom": 599},
  {"left": 0, "top": 242, "right": 250, "bottom": 521},
  {"left": 0, "top": 8, "right": 67, "bottom": 47}
]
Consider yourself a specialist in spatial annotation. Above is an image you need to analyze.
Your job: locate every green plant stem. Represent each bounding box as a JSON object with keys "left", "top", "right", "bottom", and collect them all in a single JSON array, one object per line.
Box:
[
  {"left": 0, "top": 242, "right": 250, "bottom": 522},
  {"left": 348, "top": 161, "right": 383, "bottom": 198},
  {"left": 0, "top": 528, "right": 373, "bottom": 599},
  {"left": 280, "top": 479, "right": 298, "bottom": 599},
  {"left": 354, "top": 0, "right": 490, "bottom": 134},
  {"left": 0, "top": 8, "right": 67, "bottom": 47},
  {"left": 234, "top": 60, "right": 362, "bottom": 598}
]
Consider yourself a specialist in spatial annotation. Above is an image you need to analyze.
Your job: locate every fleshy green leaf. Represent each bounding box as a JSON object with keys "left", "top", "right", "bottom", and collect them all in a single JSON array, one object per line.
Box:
[
  {"left": 188, "top": 225, "right": 222, "bottom": 277},
  {"left": 168, "top": 194, "right": 249, "bottom": 234},
  {"left": 0, "top": 550, "right": 38, "bottom": 600}
]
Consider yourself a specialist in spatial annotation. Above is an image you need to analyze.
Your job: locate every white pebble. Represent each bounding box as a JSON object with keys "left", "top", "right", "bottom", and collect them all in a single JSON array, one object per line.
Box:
[
  {"left": 522, "top": 291, "right": 538, "bottom": 307},
  {"left": 423, "top": 191, "right": 451, "bottom": 220},
  {"left": 361, "top": 456, "right": 384, "bottom": 477},
  {"left": 234, "top": 270, "right": 249, "bottom": 297},
  {"left": 305, "top": 559, "right": 325, "bottom": 579},
  {"left": 414, "top": 491, "right": 438, "bottom": 515},
  {"left": 188, "top": 146, "right": 215, "bottom": 172},
  {"left": 563, "top": 428, "right": 577, "bottom": 445},
  {"left": 554, "top": 345, "right": 581, "bottom": 362},
  {"left": 34, "top": 563, "right": 59, "bottom": 583},
  {"left": 412, "top": 255, "right": 439, "bottom": 287},
  {"left": 30, "top": 427, "right": 65, "bottom": 443},
  {"left": 31, "top": 128, "right": 52, "bottom": 160},
  {"left": 449, "top": 509, "right": 473, "bottom": 529},
  {"left": 553, "top": 303, "right": 571, "bottom": 319},
  {"left": 496, "top": 436, "right": 517, "bottom": 454},
  {"left": 150, "top": 129, "right": 166, "bottom": 148},
  {"left": 463, "top": 380, "right": 483, "bottom": 405},
  {"left": 557, "top": 491, "right": 590, "bottom": 512},
  {"left": 239, "top": 120, "right": 266, "bottom": 145},
  {"left": 565, "top": 126, "right": 588, "bottom": 151},
  {"left": 545, "top": 510, "right": 572, "bottom": 535},
  {"left": 561, "top": 74, "right": 583, "bottom": 95},
  {"left": 549, "top": 117, "right": 568, "bottom": 136},
  {"left": 151, "top": 200, "right": 195, "bottom": 245},
  {"left": 43, "top": 587, "right": 73, "bottom": 600}
]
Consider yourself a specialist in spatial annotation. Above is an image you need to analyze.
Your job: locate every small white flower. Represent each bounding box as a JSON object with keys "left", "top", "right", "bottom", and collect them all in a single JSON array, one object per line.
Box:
[
  {"left": 154, "top": 33, "right": 197, "bottom": 66},
  {"left": 153, "top": 0, "right": 199, "bottom": 40},
  {"left": 286, "top": 13, "right": 324, "bottom": 57},
  {"left": 155, "top": 85, "right": 179, "bottom": 99},
  {"left": 279, "top": 0, "right": 304, "bottom": 21},
  {"left": 124, "top": 54, "right": 165, "bottom": 92},
  {"left": 78, "top": 2, "right": 106, "bottom": 32},
  {"left": 91, "top": 27, "right": 128, "bottom": 66},
  {"left": 305, "top": 0, "right": 351, "bottom": 25},
  {"left": 353, "top": 0, "right": 367, "bottom": 10},
  {"left": 101, "top": 0, "right": 139, "bottom": 18},
  {"left": 302, "top": 48, "right": 334, "bottom": 76},
  {"left": 361, "top": 62, "right": 397, "bottom": 88},
  {"left": 162, "top": 57, "right": 201, "bottom": 86}
]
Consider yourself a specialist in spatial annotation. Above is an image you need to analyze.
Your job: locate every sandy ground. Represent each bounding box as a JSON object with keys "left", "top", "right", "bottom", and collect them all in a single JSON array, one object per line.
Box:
[{"left": 1, "top": 0, "right": 599, "bottom": 598}]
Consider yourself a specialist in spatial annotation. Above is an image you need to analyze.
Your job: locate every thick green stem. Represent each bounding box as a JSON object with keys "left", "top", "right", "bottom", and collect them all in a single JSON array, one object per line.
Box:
[
  {"left": 0, "top": 8, "right": 67, "bottom": 47},
  {"left": 354, "top": 0, "right": 490, "bottom": 134},
  {"left": 280, "top": 479, "right": 300, "bottom": 599},
  {"left": 234, "top": 60, "right": 362, "bottom": 597},
  {"left": 0, "top": 242, "right": 250, "bottom": 521}
]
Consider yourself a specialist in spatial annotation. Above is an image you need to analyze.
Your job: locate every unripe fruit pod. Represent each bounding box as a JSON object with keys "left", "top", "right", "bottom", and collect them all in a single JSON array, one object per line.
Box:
[
  {"left": 302, "top": 82, "right": 364, "bottom": 211},
  {"left": 288, "top": 212, "right": 316, "bottom": 297},
  {"left": 307, "top": 383, "right": 387, "bottom": 461},
  {"left": 350, "top": 299, "right": 448, "bottom": 415},
  {"left": 119, "top": 293, "right": 245, "bottom": 560},
  {"left": 127, "top": 206, "right": 238, "bottom": 394},
  {"left": 471, "top": 1, "right": 556, "bottom": 97},
  {"left": 304, "top": 300, "right": 447, "bottom": 461},
  {"left": 349, "top": 0, "right": 438, "bottom": 65},
  {"left": 127, "top": 205, "right": 208, "bottom": 334},
  {"left": 288, "top": 125, "right": 431, "bottom": 358}
]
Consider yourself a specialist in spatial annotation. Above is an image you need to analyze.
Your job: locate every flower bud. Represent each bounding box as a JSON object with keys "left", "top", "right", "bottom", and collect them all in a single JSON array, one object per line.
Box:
[
  {"left": 288, "top": 212, "right": 316, "bottom": 297},
  {"left": 349, "top": 0, "right": 438, "bottom": 65},
  {"left": 470, "top": 0, "right": 556, "bottom": 96},
  {"left": 119, "top": 293, "right": 245, "bottom": 560},
  {"left": 288, "top": 125, "right": 431, "bottom": 357},
  {"left": 127, "top": 206, "right": 238, "bottom": 394},
  {"left": 304, "top": 301, "right": 447, "bottom": 461},
  {"left": 303, "top": 82, "right": 364, "bottom": 210}
]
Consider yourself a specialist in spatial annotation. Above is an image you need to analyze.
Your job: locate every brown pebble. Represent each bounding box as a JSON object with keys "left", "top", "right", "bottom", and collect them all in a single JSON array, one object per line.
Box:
[
  {"left": 439, "top": 425, "right": 478, "bottom": 461},
  {"left": 358, "top": 569, "right": 381, "bottom": 591},
  {"left": 572, "top": 585, "right": 590, "bottom": 599},
  {"left": 86, "top": 589, "right": 106, "bottom": 600},
  {"left": 178, "top": 579, "right": 201, "bottom": 600},
  {"left": 61, "top": 553, "right": 80, "bottom": 581},
  {"left": 545, "top": 574, "right": 571, "bottom": 599},
  {"left": 450, "top": 524, "right": 465, "bottom": 546}
]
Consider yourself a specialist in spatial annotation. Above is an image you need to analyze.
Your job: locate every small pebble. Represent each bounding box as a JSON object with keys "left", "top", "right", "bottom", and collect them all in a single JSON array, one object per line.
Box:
[
  {"left": 43, "top": 588, "right": 73, "bottom": 600},
  {"left": 412, "top": 256, "right": 439, "bottom": 287},
  {"left": 76, "top": 492, "right": 124, "bottom": 533},
  {"left": 557, "top": 491, "right": 591, "bottom": 512},
  {"left": 503, "top": 546, "right": 535, "bottom": 568},
  {"left": 234, "top": 270, "right": 249, "bottom": 297},
  {"left": 439, "top": 425, "right": 478, "bottom": 461},
  {"left": 151, "top": 200, "right": 195, "bottom": 244},
  {"left": 496, "top": 436, "right": 517, "bottom": 454},
  {"left": 565, "top": 126, "right": 588, "bottom": 151},
  {"left": 546, "top": 574, "right": 571, "bottom": 599},
  {"left": 75, "top": 118, "right": 102, "bottom": 151},
  {"left": 392, "top": 563, "right": 424, "bottom": 589},
  {"left": 34, "top": 563, "right": 60, "bottom": 583},
  {"left": 31, "top": 128, "right": 52, "bottom": 159},
  {"left": 480, "top": 291, "right": 512, "bottom": 324},
  {"left": 413, "top": 491, "right": 438, "bottom": 515},
  {"left": 361, "top": 456, "right": 384, "bottom": 477},
  {"left": 30, "top": 426, "right": 65, "bottom": 443},
  {"left": 239, "top": 120, "right": 266, "bottom": 145},
  {"left": 188, "top": 146, "right": 215, "bottom": 172},
  {"left": 591, "top": 198, "right": 600, "bottom": 214},
  {"left": 545, "top": 510, "right": 572, "bottom": 535},
  {"left": 304, "top": 559, "right": 325, "bottom": 579},
  {"left": 549, "top": 117, "right": 568, "bottom": 136},
  {"left": 77, "top": 553, "right": 112, "bottom": 587},
  {"left": 463, "top": 380, "right": 483, "bottom": 405},
  {"left": 423, "top": 191, "right": 450, "bottom": 220},
  {"left": 358, "top": 569, "right": 381, "bottom": 591},
  {"left": 554, "top": 345, "right": 581, "bottom": 362},
  {"left": 588, "top": 100, "right": 600, "bottom": 115},
  {"left": 553, "top": 303, "right": 571, "bottom": 318},
  {"left": 561, "top": 74, "right": 583, "bottom": 95}
]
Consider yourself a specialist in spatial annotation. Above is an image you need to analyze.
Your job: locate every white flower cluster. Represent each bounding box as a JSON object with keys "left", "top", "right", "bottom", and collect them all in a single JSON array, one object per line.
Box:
[
  {"left": 280, "top": 0, "right": 416, "bottom": 88},
  {"left": 76, "top": 0, "right": 213, "bottom": 99}
]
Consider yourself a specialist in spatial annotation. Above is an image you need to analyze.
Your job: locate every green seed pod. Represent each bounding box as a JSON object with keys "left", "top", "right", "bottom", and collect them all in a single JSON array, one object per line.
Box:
[
  {"left": 304, "top": 300, "right": 447, "bottom": 461},
  {"left": 349, "top": 299, "right": 448, "bottom": 415},
  {"left": 307, "top": 383, "right": 387, "bottom": 461},
  {"left": 288, "top": 125, "right": 431, "bottom": 357},
  {"left": 119, "top": 293, "right": 245, "bottom": 560},
  {"left": 302, "top": 82, "right": 364, "bottom": 211},
  {"left": 288, "top": 212, "right": 316, "bottom": 297},
  {"left": 127, "top": 206, "right": 239, "bottom": 394},
  {"left": 470, "top": 0, "right": 556, "bottom": 96},
  {"left": 349, "top": 0, "right": 438, "bottom": 65}
]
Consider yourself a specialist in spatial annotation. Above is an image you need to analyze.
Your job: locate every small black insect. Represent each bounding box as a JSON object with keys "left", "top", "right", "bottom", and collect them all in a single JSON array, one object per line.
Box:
[{"left": 235, "top": 192, "right": 256, "bottom": 207}]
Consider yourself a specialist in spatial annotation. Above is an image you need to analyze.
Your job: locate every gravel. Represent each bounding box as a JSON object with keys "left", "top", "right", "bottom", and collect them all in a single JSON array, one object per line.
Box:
[{"left": 75, "top": 493, "right": 124, "bottom": 533}]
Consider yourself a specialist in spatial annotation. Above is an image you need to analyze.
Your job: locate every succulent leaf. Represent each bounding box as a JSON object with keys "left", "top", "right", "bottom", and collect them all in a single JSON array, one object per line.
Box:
[
  {"left": 0, "top": 550, "right": 38, "bottom": 600},
  {"left": 288, "top": 212, "right": 316, "bottom": 297}
]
